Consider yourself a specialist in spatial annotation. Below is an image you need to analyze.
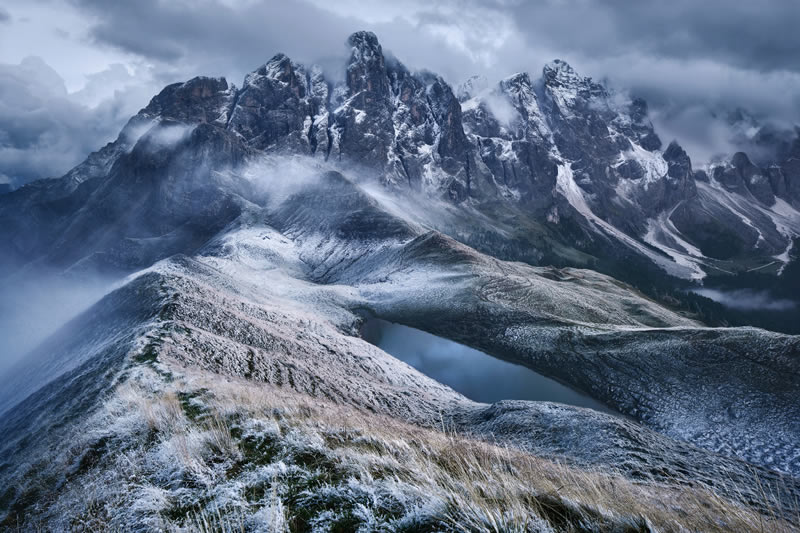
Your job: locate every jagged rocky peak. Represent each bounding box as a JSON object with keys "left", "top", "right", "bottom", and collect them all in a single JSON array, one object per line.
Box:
[
  {"left": 543, "top": 59, "right": 581, "bottom": 84},
  {"left": 242, "top": 52, "right": 314, "bottom": 97},
  {"left": 421, "top": 72, "right": 473, "bottom": 178},
  {"left": 328, "top": 32, "right": 395, "bottom": 176},
  {"left": 542, "top": 59, "right": 607, "bottom": 105},
  {"left": 243, "top": 53, "right": 316, "bottom": 102},
  {"left": 625, "top": 98, "right": 662, "bottom": 151},
  {"left": 540, "top": 60, "right": 655, "bottom": 141},
  {"left": 783, "top": 135, "right": 800, "bottom": 204},
  {"left": 731, "top": 151, "right": 753, "bottom": 168},
  {"left": 227, "top": 52, "right": 320, "bottom": 153},
  {"left": 697, "top": 115, "right": 800, "bottom": 207},
  {"left": 628, "top": 97, "right": 649, "bottom": 124},
  {"left": 345, "top": 30, "right": 390, "bottom": 103},
  {"left": 658, "top": 140, "right": 698, "bottom": 206},
  {"left": 460, "top": 71, "right": 543, "bottom": 134},
  {"left": 498, "top": 72, "right": 536, "bottom": 111},
  {"left": 541, "top": 60, "right": 630, "bottom": 166},
  {"left": 539, "top": 59, "right": 660, "bottom": 157},
  {"left": 348, "top": 30, "right": 383, "bottom": 63},
  {"left": 261, "top": 53, "right": 301, "bottom": 85},
  {"left": 142, "top": 76, "right": 235, "bottom": 125},
  {"left": 498, "top": 73, "right": 538, "bottom": 106},
  {"left": 456, "top": 70, "right": 561, "bottom": 206},
  {"left": 496, "top": 72, "right": 554, "bottom": 144},
  {"left": 500, "top": 71, "right": 533, "bottom": 90},
  {"left": 326, "top": 31, "right": 478, "bottom": 198},
  {"left": 663, "top": 141, "right": 693, "bottom": 179}
]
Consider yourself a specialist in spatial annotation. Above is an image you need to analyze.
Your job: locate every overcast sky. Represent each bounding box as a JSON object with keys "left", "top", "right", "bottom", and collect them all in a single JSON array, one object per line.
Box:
[{"left": 1, "top": 0, "right": 799, "bottom": 187}]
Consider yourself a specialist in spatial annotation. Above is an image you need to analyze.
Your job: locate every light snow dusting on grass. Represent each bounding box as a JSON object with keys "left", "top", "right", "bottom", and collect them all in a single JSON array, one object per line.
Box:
[{"left": 6, "top": 360, "right": 796, "bottom": 532}]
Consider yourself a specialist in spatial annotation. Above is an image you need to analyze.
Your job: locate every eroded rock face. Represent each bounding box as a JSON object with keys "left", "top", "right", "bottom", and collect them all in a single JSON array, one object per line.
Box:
[
  {"left": 702, "top": 129, "right": 800, "bottom": 209},
  {"left": 332, "top": 32, "right": 396, "bottom": 172},
  {"left": 43, "top": 121, "right": 253, "bottom": 272},
  {"left": 227, "top": 54, "right": 316, "bottom": 154},
  {"left": 460, "top": 72, "right": 557, "bottom": 207},
  {"left": 662, "top": 141, "right": 697, "bottom": 201},
  {"left": 142, "top": 76, "right": 235, "bottom": 126}
]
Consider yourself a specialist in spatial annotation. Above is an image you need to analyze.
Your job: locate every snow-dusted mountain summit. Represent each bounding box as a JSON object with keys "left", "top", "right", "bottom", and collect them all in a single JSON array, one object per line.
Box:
[{"left": 2, "top": 31, "right": 799, "bottom": 285}]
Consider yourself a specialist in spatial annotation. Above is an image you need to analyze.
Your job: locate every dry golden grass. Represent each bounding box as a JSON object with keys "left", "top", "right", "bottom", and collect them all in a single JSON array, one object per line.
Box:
[
  {"left": 162, "top": 365, "right": 799, "bottom": 533},
  {"left": 12, "top": 362, "right": 793, "bottom": 532}
]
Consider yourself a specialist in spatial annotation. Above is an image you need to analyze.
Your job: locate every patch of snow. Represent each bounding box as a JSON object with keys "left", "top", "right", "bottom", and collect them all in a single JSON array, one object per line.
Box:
[
  {"left": 625, "top": 143, "right": 668, "bottom": 187},
  {"left": 543, "top": 61, "right": 583, "bottom": 115},
  {"left": 557, "top": 164, "right": 706, "bottom": 280},
  {"left": 761, "top": 198, "right": 800, "bottom": 273},
  {"left": 265, "top": 58, "right": 289, "bottom": 83},
  {"left": 643, "top": 204, "right": 708, "bottom": 280},
  {"left": 701, "top": 180, "right": 800, "bottom": 269}
]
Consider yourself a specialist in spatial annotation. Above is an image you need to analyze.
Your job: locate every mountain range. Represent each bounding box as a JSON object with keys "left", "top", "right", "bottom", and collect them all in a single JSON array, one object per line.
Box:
[{"left": 1, "top": 31, "right": 799, "bottom": 531}]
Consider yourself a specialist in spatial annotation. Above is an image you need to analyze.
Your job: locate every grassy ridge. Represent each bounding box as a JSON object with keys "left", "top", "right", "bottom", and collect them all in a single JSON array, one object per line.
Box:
[{"left": 8, "top": 360, "right": 795, "bottom": 532}]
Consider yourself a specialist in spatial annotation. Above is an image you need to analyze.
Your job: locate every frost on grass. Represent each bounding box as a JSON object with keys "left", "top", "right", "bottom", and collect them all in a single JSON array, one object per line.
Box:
[{"left": 3, "top": 362, "right": 796, "bottom": 533}]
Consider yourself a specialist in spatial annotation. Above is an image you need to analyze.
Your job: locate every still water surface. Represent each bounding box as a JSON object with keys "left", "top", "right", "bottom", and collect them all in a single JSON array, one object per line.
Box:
[{"left": 362, "top": 318, "right": 617, "bottom": 415}]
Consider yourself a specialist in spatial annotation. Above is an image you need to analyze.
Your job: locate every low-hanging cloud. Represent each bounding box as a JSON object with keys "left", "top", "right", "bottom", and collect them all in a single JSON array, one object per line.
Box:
[
  {"left": 692, "top": 288, "right": 797, "bottom": 312},
  {"left": 145, "top": 122, "right": 196, "bottom": 149},
  {"left": 0, "top": 270, "right": 117, "bottom": 377},
  {"left": 483, "top": 92, "right": 519, "bottom": 128}
]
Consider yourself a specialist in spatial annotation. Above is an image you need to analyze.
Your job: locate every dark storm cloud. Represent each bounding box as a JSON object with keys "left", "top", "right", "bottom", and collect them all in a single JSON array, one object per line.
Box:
[
  {"left": 68, "top": 0, "right": 478, "bottom": 84},
  {"left": 0, "top": 57, "right": 151, "bottom": 187},
  {"left": 77, "top": 0, "right": 348, "bottom": 66},
  {"left": 70, "top": 0, "right": 800, "bottom": 116},
  {"left": 506, "top": 0, "right": 800, "bottom": 74}
]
